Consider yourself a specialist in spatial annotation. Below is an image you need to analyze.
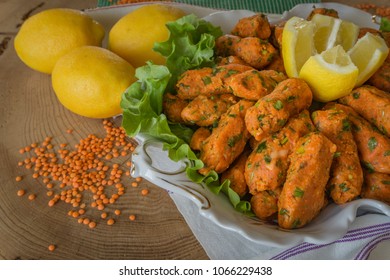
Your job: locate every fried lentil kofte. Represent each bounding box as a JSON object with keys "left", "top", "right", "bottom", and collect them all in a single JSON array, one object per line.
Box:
[{"left": 160, "top": 12, "right": 390, "bottom": 230}]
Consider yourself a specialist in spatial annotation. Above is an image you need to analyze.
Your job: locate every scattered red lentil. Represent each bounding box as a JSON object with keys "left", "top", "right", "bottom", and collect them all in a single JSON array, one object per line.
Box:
[
  {"left": 141, "top": 189, "right": 149, "bottom": 196},
  {"left": 129, "top": 214, "right": 136, "bottom": 221},
  {"left": 28, "top": 194, "right": 36, "bottom": 201},
  {"left": 88, "top": 221, "right": 97, "bottom": 229},
  {"left": 16, "top": 119, "right": 142, "bottom": 228},
  {"left": 17, "top": 189, "right": 25, "bottom": 197},
  {"left": 97, "top": 204, "right": 105, "bottom": 211},
  {"left": 48, "top": 244, "right": 56, "bottom": 252}
]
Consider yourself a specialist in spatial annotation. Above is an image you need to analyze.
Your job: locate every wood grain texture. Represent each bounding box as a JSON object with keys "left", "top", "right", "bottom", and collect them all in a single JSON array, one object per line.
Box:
[{"left": 0, "top": 0, "right": 207, "bottom": 260}]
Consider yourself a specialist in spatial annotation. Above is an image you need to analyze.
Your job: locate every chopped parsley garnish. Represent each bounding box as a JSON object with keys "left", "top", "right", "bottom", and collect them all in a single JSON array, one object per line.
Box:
[
  {"left": 277, "top": 119, "right": 287, "bottom": 127},
  {"left": 293, "top": 187, "right": 304, "bottom": 198},
  {"left": 339, "top": 182, "right": 350, "bottom": 192},
  {"left": 352, "top": 92, "right": 360, "bottom": 99},
  {"left": 227, "top": 134, "right": 242, "bottom": 147},
  {"left": 292, "top": 219, "right": 301, "bottom": 228},
  {"left": 280, "top": 137, "right": 289, "bottom": 145},
  {"left": 256, "top": 141, "right": 267, "bottom": 153},
  {"left": 342, "top": 119, "right": 351, "bottom": 131},
  {"left": 264, "top": 154, "right": 271, "bottom": 164},
  {"left": 279, "top": 208, "right": 289, "bottom": 216},
  {"left": 257, "top": 114, "right": 265, "bottom": 122},
  {"left": 224, "top": 69, "right": 239, "bottom": 78},
  {"left": 202, "top": 76, "right": 212, "bottom": 85},
  {"left": 368, "top": 137, "right": 378, "bottom": 152},
  {"left": 273, "top": 100, "right": 284, "bottom": 110},
  {"left": 287, "top": 95, "right": 297, "bottom": 102},
  {"left": 363, "top": 161, "right": 375, "bottom": 173},
  {"left": 296, "top": 146, "right": 305, "bottom": 154}
]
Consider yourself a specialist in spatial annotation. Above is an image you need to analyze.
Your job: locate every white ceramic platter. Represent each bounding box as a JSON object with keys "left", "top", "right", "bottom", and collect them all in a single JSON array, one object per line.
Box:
[{"left": 85, "top": 2, "right": 390, "bottom": 247}]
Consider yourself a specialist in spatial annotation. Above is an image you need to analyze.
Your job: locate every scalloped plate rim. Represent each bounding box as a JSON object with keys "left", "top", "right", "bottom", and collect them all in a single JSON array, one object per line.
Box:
[{"left": 132, "top": 135, "right": 390, "bottom": 247}]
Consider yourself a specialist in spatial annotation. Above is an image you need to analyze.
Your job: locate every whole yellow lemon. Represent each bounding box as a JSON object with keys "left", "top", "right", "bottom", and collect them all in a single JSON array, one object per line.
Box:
[
  {"left": 108, "top": 4, "right": 186, "bottom": 68},
  {"left": 14, "top": 8, "right": 105, "bottom": 74},
  {"left": 52, "top": 46, "right": 136, "bottom": 119}
]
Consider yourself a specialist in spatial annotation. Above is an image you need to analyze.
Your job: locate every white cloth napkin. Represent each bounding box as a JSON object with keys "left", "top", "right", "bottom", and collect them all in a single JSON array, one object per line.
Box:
[{"left": 170, "top": 192, "right": 390, "bottom": 260}]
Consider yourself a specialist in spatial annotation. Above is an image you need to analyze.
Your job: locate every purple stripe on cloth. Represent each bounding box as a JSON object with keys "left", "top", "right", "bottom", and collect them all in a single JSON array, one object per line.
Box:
[
  {"left": 355, "top": 232, "right": 390, "bottom": 260},
  {"left": 271, "top": 223, "right": 390, "bottom": 260},
  {"left": 271, "top": 224, "right": 390, "bottom": 259},
  {"left": 342, "top": 225, "right": 390, "bottom": 241},
  {"left": 277, "top": 228, "right": 390, "bottom": 260},
  {"left": 345, "top": 223, "right": 390, "bottom": 235}
]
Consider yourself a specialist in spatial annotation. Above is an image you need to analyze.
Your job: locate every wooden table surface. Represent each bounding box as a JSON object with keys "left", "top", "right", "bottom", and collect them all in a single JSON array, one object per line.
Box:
[{"left": 0, "top": 0, "right": 388, "bottom": 260}]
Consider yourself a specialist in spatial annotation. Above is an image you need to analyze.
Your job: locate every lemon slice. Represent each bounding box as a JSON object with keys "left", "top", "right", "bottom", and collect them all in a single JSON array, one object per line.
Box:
[
  {"left": 348, "top": 32, "right": 389, "bottom": 87},
  {"left": 311, "top": 14, "right": 341, "bottom": 53},
  {"left": 299, "top": 45, "right": 358, "bottom": 102},
  {"left": 311, "top": 14, "right": 359, "bottom": 53},
  {"left": 282, "top": 16, "right": 316, "bottom": 77},
  {"left": 337, "top": 20, "right": 360, "bottom": 51}
]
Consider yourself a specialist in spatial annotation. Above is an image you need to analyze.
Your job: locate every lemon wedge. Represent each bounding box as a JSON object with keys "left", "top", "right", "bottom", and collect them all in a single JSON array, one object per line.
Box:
[
  {"left": 299, "top": 45, "right": 358, "bottom": 102},
  {"left": 337, "top": 20, "right": 360, "bottom": 51},
  {"left": 282, "top": 16, "right": 316, "bottom": 77},
  {"left": 348, "top": 32, "right": 389, "bottom": 87},
  {"left": 311, "top": 14, "right": 359, "bottom": 53}
]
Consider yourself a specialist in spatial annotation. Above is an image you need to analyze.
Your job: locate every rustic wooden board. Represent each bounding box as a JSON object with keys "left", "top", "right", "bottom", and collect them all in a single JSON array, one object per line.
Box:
[{"left": 0, "top": 0, "right": 207, "bottom": 260}]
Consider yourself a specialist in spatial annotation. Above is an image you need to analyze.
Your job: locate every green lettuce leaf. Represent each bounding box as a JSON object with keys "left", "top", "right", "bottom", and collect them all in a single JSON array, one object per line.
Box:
[
  {"left": 153, "top": 14, "right": 223, "bottom": 91},
  {"left": 121, "top": 62, "right": 171, "bottom": 137},
  {"left": 120, "top": 14, "right": 252, "bottom": 215},
  {"left": 380, "top": 17, "right": 390, "bottom": 32}
]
